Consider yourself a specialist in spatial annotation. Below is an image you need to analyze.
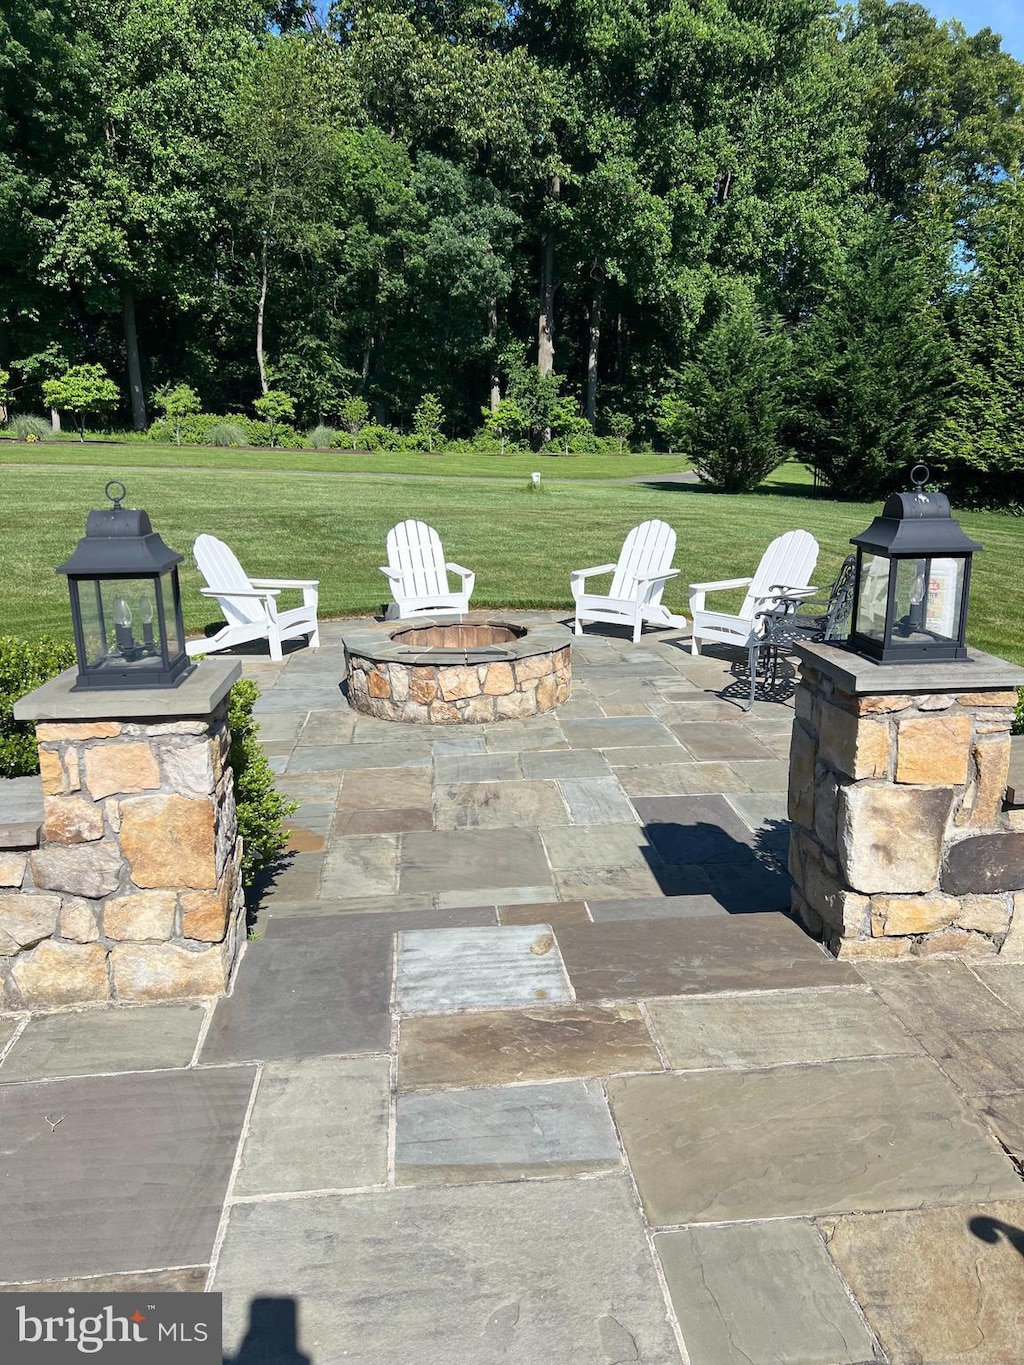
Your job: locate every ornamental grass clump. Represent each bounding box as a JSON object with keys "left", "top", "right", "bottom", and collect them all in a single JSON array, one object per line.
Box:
[{"left": 10, "top": 414, "right": 51, "bottom": 442}]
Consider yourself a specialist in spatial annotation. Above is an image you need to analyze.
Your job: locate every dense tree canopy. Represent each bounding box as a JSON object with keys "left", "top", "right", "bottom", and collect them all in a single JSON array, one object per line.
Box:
[{"left": 1, "top": 0, "right": 1022, "bottom": 500}]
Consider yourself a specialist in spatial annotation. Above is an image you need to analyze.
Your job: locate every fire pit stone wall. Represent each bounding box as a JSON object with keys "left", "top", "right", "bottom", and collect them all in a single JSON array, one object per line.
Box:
[{"left": 344, "top": 617, "right": 571, "bottom": 724}]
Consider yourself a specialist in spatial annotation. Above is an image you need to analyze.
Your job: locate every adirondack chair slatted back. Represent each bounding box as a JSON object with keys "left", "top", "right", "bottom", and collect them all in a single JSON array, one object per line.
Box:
[
  {"left": 741, "top": 530, "right": 819, "bottom": 624},
  {"left": 194, "top": 534, "right": 261, "bottom": 628},
  {"left": 609, "top": 521, "right": 677, "bottom": 608},
  {"left": 387, "top": 520, "right": 449, "bottom": 599}
]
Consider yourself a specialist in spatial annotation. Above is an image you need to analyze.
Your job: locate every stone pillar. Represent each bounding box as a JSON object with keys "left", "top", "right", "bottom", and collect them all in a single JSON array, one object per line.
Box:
[
  {"left": 788, "top": 641, "right": 1024, "bottom": 961},
  {"left": 1, "top": 661, "right": 244, "bottom": 1008}
]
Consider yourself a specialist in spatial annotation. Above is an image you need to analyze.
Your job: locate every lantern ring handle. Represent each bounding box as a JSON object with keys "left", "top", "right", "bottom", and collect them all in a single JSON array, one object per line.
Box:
[
  {"left": 105, "top": 480, "right": 127, "bottom": 509},
  {"left": 910, "top": 464, "right": 930, "bottom": 491}
]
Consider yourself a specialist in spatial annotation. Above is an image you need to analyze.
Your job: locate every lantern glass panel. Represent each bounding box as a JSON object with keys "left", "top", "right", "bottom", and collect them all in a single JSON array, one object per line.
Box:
[
  {"left": 855, "top": 553, "right": 891, "bottom": 643},
  {"left": 890, "top": 557, "right": 966, "bottom": 647},
  {"left": 156, "top": 569, "right": 186, "bottom": 656},
  {"left": 78, "top": 579, "right": 108, "bottom": 671},
  {"left": 92, "top": 577, "right": 166, "bottom": 677}
]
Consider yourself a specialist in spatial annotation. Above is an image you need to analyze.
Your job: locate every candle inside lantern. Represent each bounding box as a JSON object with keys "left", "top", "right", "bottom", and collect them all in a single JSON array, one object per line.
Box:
[
  {"left": 113, "top": 596, "right": 136, "bottom": 657},
  {"left": 138, "top": 594, "right": 155, "bottom": 649}
]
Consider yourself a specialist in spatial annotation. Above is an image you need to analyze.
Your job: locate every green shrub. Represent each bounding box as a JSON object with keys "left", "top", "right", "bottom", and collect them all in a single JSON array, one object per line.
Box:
[
  {"left": 307, "top": 424, "right": 337, "bottom": 450},
  {"left": 206, "top": 422, "right": 248, "bottom": 448},
  {"left": 227, "top": 679, "right": 298, "bottom": 892},
  {"left": 0, "top": 636, "right": 76, "bottom": 777},
  {"left": 149, "top": 412, "right": 244, "bottom": 445},
  {"left": 1015, "top": 689, "right": 1023, "bottom": 736},
  {"left": 10, "top": 413, "right": 51, "bottom": 442},
  {"left": 359, "top": 422, "right": 402, "bottom": 451}
]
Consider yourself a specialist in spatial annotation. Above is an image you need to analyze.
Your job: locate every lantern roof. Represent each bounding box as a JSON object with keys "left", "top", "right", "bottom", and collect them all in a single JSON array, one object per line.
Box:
[
  {"left": 57, "top": 482, "right": 183, "bottom": 577},
  {"left": 849, "top": 467, "right": 982, "bottom": 557}
]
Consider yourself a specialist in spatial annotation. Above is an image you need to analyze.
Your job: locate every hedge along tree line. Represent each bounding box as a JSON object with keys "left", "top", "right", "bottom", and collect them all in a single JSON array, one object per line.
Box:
[
  {"left": 2, "top": 1, "right": 1024, "bottom": 499},
  {"left": 0, "top": 637, "right": 294, "bottom": 895}
]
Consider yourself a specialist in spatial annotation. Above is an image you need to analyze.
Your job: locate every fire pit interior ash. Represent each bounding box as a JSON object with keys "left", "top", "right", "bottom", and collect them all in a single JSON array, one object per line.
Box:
[{"left": 343, "top": 618, "right": 571, "bottom": 723}]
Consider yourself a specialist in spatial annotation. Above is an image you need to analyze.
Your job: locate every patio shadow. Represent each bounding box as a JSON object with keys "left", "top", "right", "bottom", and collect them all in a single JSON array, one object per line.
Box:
[
  {"left": 639, "top": 817, "right": 792, "bottom": 914},
  {"left": 224, "top": 1297, "right": 311, "bottom": 1365},
  {"left": 969, "top": 1215, "right": 1024, "bottom": 1259}
]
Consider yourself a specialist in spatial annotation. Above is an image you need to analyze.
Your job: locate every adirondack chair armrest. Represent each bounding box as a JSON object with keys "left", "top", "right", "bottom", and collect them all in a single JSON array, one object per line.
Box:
[
  {"left": 571, "top": 563, "right": 618, "bottom": 583},
  {"left": 634, "top": 568, "right": 680, "bottom": 585},
  {"left": 200, "top": 586, "right": 280, "bottom": 599},
  {"left": 379, "top": 566, "right": 404, "bottom": 582},
  {"left": 688, "top": 576, "right": 752, "bottom": 614},
  {"left": 445, "top": 562, "right": 474, "bottom": 587},
  {"left": 250, "top": 578, "right": 319, "bottom": 590}
]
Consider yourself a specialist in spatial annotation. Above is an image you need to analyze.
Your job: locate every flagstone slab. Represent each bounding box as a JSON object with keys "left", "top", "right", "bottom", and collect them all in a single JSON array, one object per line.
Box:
[
  {"left": 656, "top": 1221, "right": 879, "bottom": 1365},
  {"left": 258, "top": 850, "right": 323, "bottom": 902},
  {"left": 617, "top": 763, "right": 750, "bottom": 798},
  {"left": 482, "top": 717, "right": 568, "bottom": 752},
  {"left": 540, "top": 823, "right": 655, "bottom": 869},
  {"left": 213, "top": 1178, "right": 682, "bottom": 1365},
  {"left": 202, "top": 909, "right": 492, "bottom": 1063},
  {"left": 2, "top": 1268, "right": 209, "bottom": 1293},
  {"left": 234, "top": 1057, "right": 389, "bottom": 1196},
  {"left": 295, "top": 710, "right": 356, "bottom": 746},
  {"left": 333, "top": 806, "right": 433, "bottom": 834},
  {"left": 608, "top": 1056, "right": 1022, "bottom": 1225},
  {"left": 554, "top": 863, "right": 687, "bottom": 901},
  {"left": 703, "top": 857, "right": 794, "bottom": 913},
  {"left": 728, "top": 758, "right": 792, "bottom": 790},
  {"left": 604, "top": 745, "right": 699, "bottom": 767},
  {"left": 435, "top": 780, "right": 569, "bottom": 830},
  {"left": 586, "top": 894, "right": 726, "bottom": 920},
  {"left": 264, "top": 892, "right": 439, "bottom": 919},
  {"left": 518, "top": 749, "right": 611, "bottom": 779},
  {"left": 632, "top": 794, "right": 757, "bottom": 863},
  {"left": 0, "top": 1003, "right": 205, "bottom": 1081},
  {"left": 912, "top": 1026, "right": 1024, "bottom": 1097},
  {"left": 555, "top": 912, "right": 855, "bottom": 1001},
  {"left": 437, "top": 885, "right": 552, "bottom": 910},
  {"left": 561, "top": 716, "right": 678, "bottom": 749},
  {"left": 398, "top": 1004, "right": 662, "bottom": 1090},
  {"left": 972, "top": 963, "right": 1024, "bottom": 1019},
  {"left": 394, "top": 925, "right": 572, "bottom": 1012},
  {"left": 646, "top": 987, "right": 919, "bottom": 1070},
  {"left": 824, "top": 1201, "right": 1024, "bottom": 1365},
  {"left": 859, "top": 961, "right": 1011, "bottom": 1034},
  {"left": 395, "top": 1079, "right": 621, "bottom": 1184},
  {"left": 499, "top": 900, "right": 590, "bottom": 925},
  {"left": 558, "top": 777, "right": 637, "bottom": 824},
  {"left": 671, "top": 723, "right": 777, "bottom": 762},
  {"left": 338, "top": 766, "right": 432, "bottom": 810},
  {"left": 0, "top": 1065, "right": 255, "bottom": 1281},
  {"left": 0, "top": 1018, "right": 19, "bottom": 1055},
  {"left": 973, "top": 1093, "right": 1024, "bottom": 1159},
  {"left": 290, "top": 743, "right": 431, "bottom": 771},
  {"left": 399, "top": 829, "right": 553, "bottom": 895},
  {"left": 320, "top": 834, "right": 399, "bottom": 898},
  {"left": 433, "top": 753, "right": 523, "bottom": 784}
]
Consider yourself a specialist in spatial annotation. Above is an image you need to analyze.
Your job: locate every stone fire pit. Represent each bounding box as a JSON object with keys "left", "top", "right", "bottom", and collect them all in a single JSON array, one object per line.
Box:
[{"left": 343, "top": 616, "right": 571, "bottom": 723}]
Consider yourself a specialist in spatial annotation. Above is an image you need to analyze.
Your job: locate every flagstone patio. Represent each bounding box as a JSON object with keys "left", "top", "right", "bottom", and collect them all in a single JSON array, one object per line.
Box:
[{"left": 2, "top": 613, "right": 1024, "bottom": 1364}]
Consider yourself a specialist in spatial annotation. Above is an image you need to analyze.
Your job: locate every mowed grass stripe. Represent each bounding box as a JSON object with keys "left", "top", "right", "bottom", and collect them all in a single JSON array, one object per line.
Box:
[{"left": 0, "top": 462, "right": 1018, "bottom": 667}]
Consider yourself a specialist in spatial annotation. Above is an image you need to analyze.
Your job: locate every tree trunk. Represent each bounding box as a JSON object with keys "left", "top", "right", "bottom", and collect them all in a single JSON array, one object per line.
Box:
[
  {"left": 121, "top": 284, "right": 146, "bottom": 430},
  {"left": 487, "top": 298, "right": 500, "bottom": 412},
  {"left": 50, "top": 408, "right": 61, "bottom": 432},
  {"left": 537, "top": 175, "right": 559, "bottom": 378},
  {"left": 586, "top": 275, "right": 603, "bottom": 430},
  {"left": 256, "top": 236, "right": 270, "bottom": 395}
]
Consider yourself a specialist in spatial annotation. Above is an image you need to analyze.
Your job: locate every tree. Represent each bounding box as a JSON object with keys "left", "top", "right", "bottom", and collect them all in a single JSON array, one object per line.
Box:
[
  {"left": 549, "top": 395, "right": 590, "bottom": 454},
  {"left": 153, "top": 383, "right": 201, "bottom": 445},
  {"left": 790, "top": 214, "right": 952, "bottom": 499},
  {"left": 337, "top": 396, "right": 370, "bottom": 450},
  {"left": 42, "top": 364, "right": 120, "bottom": 440},
  {"left": 667, "top": 300, "right": 791, "bottom": 492},
  {"left": 607, "top": 412, "right": 633, "bottom": 455},
  {"left": 481, "top": 399, "right": 528, "bottom": 455},
  {"left": 931, "top": 179, "right": 1024, "bottom": 510},
  {"left": 0, "top": 368, "right": 9, "bottom": 423},
  {"left": 413, "top": 392, "right": 445, "bottom": 452},
  {"left": 252, "top": 389, "right": 296, "bottom": 447}
]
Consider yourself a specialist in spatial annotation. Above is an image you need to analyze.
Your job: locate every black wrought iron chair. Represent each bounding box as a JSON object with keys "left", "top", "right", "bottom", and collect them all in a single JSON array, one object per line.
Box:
[{"left": 740, "top": 555, "right": 857, "bottom": 710}]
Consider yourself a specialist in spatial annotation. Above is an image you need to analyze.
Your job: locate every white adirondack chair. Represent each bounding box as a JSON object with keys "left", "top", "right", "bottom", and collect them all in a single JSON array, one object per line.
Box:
[
  {"left": 188, "top": 534, "right": 320, "bottom": 661},
  {"left": 380, "top": 520, "right": 475, "bottom": 617},
  {"left": 571, "top": 520, "right": 687, "bottom": 643},
  {"left": 688, "top": 529, "right": 819, "bottom": 658}
]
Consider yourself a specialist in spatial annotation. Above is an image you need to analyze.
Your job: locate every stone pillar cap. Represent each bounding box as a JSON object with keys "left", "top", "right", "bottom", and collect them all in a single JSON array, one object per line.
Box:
[
  {"left": 795, "top": 640, "right": 1024, "bottom": 697},
  {"left": 13, "top": 659, "right": 241, "bottom": 721}
]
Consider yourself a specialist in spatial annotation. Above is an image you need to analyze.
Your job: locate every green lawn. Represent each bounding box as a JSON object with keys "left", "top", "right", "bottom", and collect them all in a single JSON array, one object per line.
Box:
[
  {"left": 2, "top": 460, "right": 1019, "bottom": 666},
  {"left": 0, "top": 436, "right": 692, "bottom": 482}
]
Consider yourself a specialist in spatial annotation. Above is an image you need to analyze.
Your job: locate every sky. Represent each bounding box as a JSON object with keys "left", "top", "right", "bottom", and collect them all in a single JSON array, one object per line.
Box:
[{"left": 925, "top": 1, "right": 1024, "bottom": 58}]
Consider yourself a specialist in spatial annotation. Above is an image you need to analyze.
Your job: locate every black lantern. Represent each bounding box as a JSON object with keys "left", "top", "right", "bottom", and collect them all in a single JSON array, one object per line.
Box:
[
  {"left": 57, "top": 481, "right": 194, "bottom": 690},
  {"left": 847, "top": 465, "right": 982, "bottom": 664}
]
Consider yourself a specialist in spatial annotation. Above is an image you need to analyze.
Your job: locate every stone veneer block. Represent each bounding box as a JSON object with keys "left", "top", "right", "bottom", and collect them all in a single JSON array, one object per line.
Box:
[
  {"left": 838, "top": 784, "right": 953, "bottom": 894},
  {"left": 818, "top": 702, "right": 891, "bottom": 780},
  {"left": 824, "top": 1202, "right": 1024, "bottom": 1365},
  {"left": 82, "top": 741, "right": 160, "bottom": 799},
  {"left": 656, "top": 1221, "right": 879, "bottom": 1365},
  {"left": 9, "top": 939, "right": 109, "bottom": 1007},
  {"left": 895, "top": 715, "right": 971, "bottom": 786},
  {"left": 119, "top": 794, "right": 217, "bottom": 890},
  {"left": 943, "top": 834, "right": 1024, "bottom": 895}
]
